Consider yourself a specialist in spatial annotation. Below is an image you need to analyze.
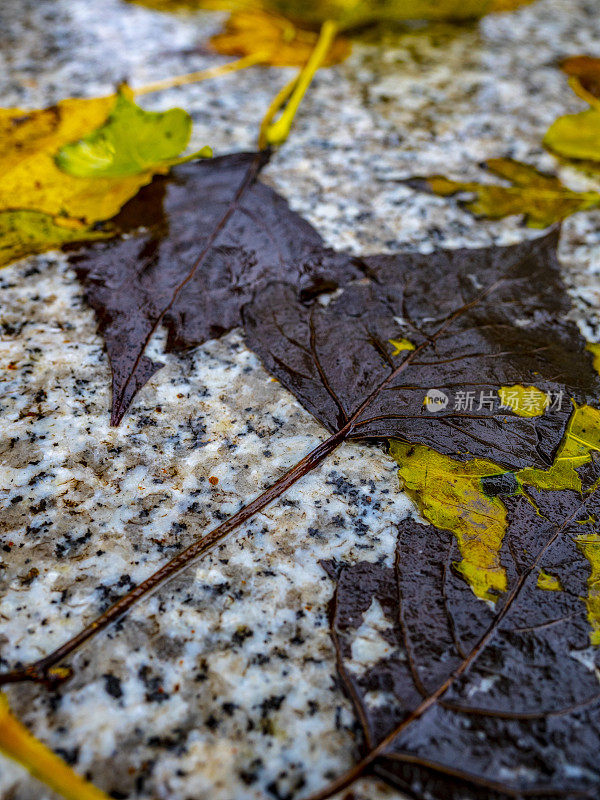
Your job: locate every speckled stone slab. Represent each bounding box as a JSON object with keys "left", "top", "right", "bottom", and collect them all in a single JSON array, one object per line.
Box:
[{"left": 1, "top": 1, "right": 599, "bottom": 798}]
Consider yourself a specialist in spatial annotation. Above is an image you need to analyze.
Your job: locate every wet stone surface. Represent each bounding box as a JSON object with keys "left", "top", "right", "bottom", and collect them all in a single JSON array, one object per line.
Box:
[{"left": 0, "top": 0, "right": 600, "bottom": 798}]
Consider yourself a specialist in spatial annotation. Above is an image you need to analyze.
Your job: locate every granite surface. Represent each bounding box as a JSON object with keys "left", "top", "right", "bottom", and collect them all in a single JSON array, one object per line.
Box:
[{"left": 1, "top": 1, "right": 600, "bottom": 798}]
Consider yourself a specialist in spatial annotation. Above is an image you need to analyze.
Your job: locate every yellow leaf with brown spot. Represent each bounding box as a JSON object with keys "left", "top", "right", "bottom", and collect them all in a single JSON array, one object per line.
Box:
[
  {"left": 0, "top": 95, "right": 128, "bottom": 223},
  {"left": 0, "top": 692, "right": 111, "bottom": 800},
  {"left": 210, "top": 9, "right": 351, "bottom": 67},
  {"left": 0, "top": 95, "right": 114, "bottom": 173}
]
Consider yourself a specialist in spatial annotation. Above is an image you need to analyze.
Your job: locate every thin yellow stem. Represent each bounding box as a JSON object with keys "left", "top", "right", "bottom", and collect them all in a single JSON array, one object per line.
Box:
[
  {"left": 261, "top": 19, "right": 338, "bottom": 148},
  {"left": 568, "top": 76, "right": 600, "bottom": 110},
  {"left": 133, "top": 52, "right": 266, "bottom": 96},
  {"left": 258, "top": 74, "right": 299, "bottom": 150},
  {"left": 0, "top": 693, "right": 111, "bottom": 800}
]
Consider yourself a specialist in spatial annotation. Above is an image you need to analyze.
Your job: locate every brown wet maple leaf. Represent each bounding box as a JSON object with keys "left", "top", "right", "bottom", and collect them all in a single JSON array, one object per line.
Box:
[
  {"left": 70, "top": 153, "right": 600, "bottom": 467},
  {"left": 68, "top": 151, "right": 364, "bottom": 425},
  {"left": 243, "top": 227, "right": 600, "bottom": 471}
]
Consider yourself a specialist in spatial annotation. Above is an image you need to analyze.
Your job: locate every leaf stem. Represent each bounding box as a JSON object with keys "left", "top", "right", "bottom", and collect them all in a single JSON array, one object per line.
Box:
[
  {"left": 258, "top": 73, "right": 299, "bottom": 150},
  {"left": 0, "top": 427, "right": 349, "bottom": 689},
  {"left": 0, "top": 290, "right": 437, "bottom": 687},
  {"left": 0, "top": 693, "right": 111, "bottom": 800},
  {"left": 133, "top": 52, "right": 266, "bottom": 96},
  {"left": 567, "top": 76, "right": 600, "bottom": 110},
  {"left": 260, "top": 19, "right": 338, "bottom": 148}
]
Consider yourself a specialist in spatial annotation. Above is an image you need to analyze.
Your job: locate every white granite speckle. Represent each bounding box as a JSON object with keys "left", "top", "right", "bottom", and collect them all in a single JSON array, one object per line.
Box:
[{"left": 1, "top": 0, "right": 600, "bottom": 798}]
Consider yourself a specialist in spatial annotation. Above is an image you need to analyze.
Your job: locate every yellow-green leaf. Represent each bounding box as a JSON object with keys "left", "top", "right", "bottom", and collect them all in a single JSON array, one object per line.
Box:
[
  {"left": 0, "top": 210, "right": 109, "bottom": 269},
  {"left": 389, "top": 440, "right": 509, "bottom": 602},
  {"left": 0, "top": 89, "right": 208, "bottom": 226},
  {"left": 56, "top": 87, "right": 210, "bottom": 178},
  {"left": 416, "top": 158, "right": 600, "bottom": 227},
  {"left": 0, "top": 692, "right": 111, "bottom": 800}
]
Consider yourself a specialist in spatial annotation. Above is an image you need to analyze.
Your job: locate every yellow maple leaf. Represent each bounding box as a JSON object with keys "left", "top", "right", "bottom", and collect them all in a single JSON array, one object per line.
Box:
[
  {"left": 415, "top": 158, "right": 600, "bottom": 227},
  {"left": 210, "top": 9, "right": 351, "bottom": 67},
  {"left": 0, "top": 89, "right": 204, "bottom": 226}
]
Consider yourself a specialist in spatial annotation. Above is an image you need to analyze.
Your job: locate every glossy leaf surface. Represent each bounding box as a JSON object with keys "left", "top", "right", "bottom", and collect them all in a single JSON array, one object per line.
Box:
[
  {"left": 69, "top": 152, "right": 365, "bottom": 424},
  {"left": 244, "top": 229, "right": 600, "bottom": 471},
  {"left": 322, "top": 464, "right": 600, "bottom": 799}
]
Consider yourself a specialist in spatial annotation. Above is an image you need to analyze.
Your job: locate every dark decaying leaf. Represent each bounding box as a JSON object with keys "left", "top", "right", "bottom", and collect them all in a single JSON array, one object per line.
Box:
[
  {"left": 68, "top": 151, "right": 364, "bottom": 424},
  {"left": 322, "top": 463, "right": 600, "bottom": 800},
  {"left": 243, "top": 229, "right": 600, "bottom": 471}
]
